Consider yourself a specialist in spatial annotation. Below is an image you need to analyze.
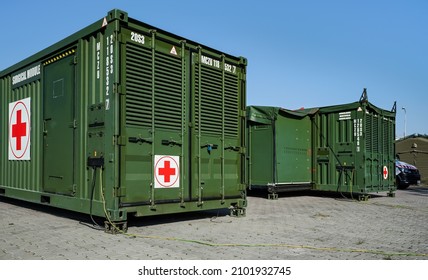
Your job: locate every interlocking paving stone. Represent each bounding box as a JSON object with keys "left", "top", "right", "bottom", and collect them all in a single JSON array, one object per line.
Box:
[{"left": 1, "top": 186, "right": 427, "bottom": 260}]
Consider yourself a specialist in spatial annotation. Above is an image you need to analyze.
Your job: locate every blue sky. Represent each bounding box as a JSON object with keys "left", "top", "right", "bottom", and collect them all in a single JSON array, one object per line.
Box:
[{"left": 1, "top": 0, "right": 427, "bottom": 137}]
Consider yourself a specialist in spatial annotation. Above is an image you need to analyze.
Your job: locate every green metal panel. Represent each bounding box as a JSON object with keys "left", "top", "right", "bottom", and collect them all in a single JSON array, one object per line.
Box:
[
  {"left": 192, "top": 51, "right": 246, "bottom": 203},
  {"left": 43, "top": 54, "right": 76, "bottom": 195},
  {"left": 120, "top": 28, "right": 188, "bottom": 206},
  {"left": 312, "top": 96, "right": 396, "bottom": 195},
  {"left": 275, "top": 112, "right": 311, "bottom": 184},
  {"left": 0, "top": 9, "right": 247, "bottom": 224},
  {"left": 247, "top": 106, "right": 312, "bottom": 192},
  {"left": 248, "top": 123, "right": 274, "bottom": 186},
  {"left": 1, "top": 77, "right": 43, "bottom": 193}
]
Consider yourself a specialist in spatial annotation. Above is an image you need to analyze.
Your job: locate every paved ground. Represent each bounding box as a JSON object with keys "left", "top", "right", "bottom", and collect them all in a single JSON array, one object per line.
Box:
[{"left": 0, "top": 186, "right": 427, "bottom": 260}]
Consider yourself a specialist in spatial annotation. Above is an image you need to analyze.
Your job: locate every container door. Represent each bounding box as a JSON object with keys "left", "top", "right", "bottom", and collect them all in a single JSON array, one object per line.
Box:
[
  {"left": 191, "top": 51, "right": 244, "bottom": 202},
  {"left": 364, "top": 109, "right": 395, "bottom": 191},
  {"left": 120, "top": 30, "right": 188, "bottom": 205},
  {"left": 43, "top": 55, "right": 75, "bottom": 195},
  {"left": 314, "top": 111, "right": 356, "bottom": 191},
  {"left": 334, "top": 114, "right": 357, "bottom": 189},
  {"left": 276, "top": 115, "right": 312, "bottom": 185},
  {"left": 248, "top": 124, "right": 274, "bottom": 186}
]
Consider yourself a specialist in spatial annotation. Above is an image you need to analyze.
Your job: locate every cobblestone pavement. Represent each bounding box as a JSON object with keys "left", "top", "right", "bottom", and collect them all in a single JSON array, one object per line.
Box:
[{"left": 1, "top": 186, "right": 427, "bottom": 260}]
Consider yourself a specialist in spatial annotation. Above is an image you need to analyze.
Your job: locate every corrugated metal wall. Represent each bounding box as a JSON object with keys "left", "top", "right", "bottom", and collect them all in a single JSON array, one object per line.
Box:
[
  {"left": 0, "top": 8, "right": 401, "bottom": 224},
  {"left": 0, "top": 79, "right": 43, "bottom": 192},
  {"left": 313, "top": 101, "right": 395, "bottom": 194},
  {"left": 0, "top": 9, "right": 247, "bottom": 221}
]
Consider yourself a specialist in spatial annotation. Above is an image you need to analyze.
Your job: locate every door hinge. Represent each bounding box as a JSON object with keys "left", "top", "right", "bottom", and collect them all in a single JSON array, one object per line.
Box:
[
  {"left": 69, "top": 119, "right": 77, "bottom": 129},
  {"left": 114, "top": 186, "right": 126, "bottom": 197},
  {"left": 116, "top": 135, "right": 127, "bottom": 146},
  {"left": 114, "top": 83, "right": 125, "bottom": 95},
  {"left": 239, "top": 147, "right": 246, "bottom": 154}
]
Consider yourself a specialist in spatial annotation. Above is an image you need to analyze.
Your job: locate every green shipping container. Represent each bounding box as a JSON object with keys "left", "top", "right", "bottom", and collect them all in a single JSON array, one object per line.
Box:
[
  {"left": 312, "top": 91, "right": 396, "bottom": 197},
  {"left": 247, "top": 106, "right": 314, "bottom": 198},
  {"left": 0, "top": 9, "right": 247, "bottom": 230}
]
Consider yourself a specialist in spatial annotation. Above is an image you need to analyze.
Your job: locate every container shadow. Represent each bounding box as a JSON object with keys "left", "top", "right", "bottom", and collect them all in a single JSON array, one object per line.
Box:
[
  {"left": 0, "top": 195, "right": 232, "bottom": 230},
  {"left": 0, "top": 195, "right": 93, "bottom": 224},
  {"left": 127, "top": 208, "right": 230, "bottom": 228},
  {"left": 247, "top": 188, "right": 386, "bottom": 200}
]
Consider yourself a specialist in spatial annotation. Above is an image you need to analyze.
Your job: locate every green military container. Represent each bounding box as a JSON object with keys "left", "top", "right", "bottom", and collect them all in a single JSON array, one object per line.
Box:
[
  {"left": 247, "top": 106, "right": 314, "bottom": 199},
  {"left": 312, "top": 90, "right": 396, "bottom": 198},
  {"left": 0, "top": 9, "right": 247, "bottom": 230}
]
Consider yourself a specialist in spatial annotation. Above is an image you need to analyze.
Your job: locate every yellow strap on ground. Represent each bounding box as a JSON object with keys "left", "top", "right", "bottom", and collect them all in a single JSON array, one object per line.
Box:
[{"left": 99, "top": 169, "right": 427, "bottom": 258}]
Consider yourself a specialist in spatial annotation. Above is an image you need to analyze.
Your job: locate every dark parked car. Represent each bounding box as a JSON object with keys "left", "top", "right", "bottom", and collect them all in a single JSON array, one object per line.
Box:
[{"left": 395, "top": 160, "right": 421, "bottom": 189}]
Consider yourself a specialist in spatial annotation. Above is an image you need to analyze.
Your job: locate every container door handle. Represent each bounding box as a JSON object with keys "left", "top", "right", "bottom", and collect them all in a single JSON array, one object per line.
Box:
[
  {"left": 43, "top": 118, "right": 52, "bottom": 135},
  {"left": 128, "top": 136, "right": 153, "bottom": 144},
  {"left": 201, "top": 143, "right": 218, "bottom": 153},
  {"left": 162, "top": 139, "right": 182, "bottom": 146},
  {"left": 225, "top": 145, "right": 240, "bottom": 152}
]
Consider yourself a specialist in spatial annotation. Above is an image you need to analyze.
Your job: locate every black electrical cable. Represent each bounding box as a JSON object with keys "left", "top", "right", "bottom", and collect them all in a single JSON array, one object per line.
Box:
[
  {"left": 90, "top": 167, "right": 103, "bottom": 228},
  {"left": 79, "top": 167, "right": 104, "bottom": 230}
]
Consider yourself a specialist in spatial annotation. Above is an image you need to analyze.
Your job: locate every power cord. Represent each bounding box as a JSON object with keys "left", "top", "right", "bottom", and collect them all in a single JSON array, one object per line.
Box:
[{"left": 79, "top": 167, "right": 104, "bottom": 230}]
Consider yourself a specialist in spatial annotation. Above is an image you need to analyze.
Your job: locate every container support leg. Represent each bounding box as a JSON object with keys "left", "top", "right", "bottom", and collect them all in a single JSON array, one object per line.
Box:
[
  {"left": 387, "top": 190, "right": 396, "bottom": 197},
  {"left": 230, "top": 206, "right": 246, "bottom": 217},
  {"left": 104, "top": 221, "right": 128, "bottom": 234},
  {"left": 268, "top": 193, "right": 278, "bottom": 200},
  {"left": 358, "top": 194, "right": 371, "bottom": 201}
]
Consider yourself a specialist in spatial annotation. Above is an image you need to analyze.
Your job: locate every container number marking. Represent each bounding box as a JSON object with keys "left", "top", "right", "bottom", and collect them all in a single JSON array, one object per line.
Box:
[
  {"left": 131, "top": 32, "right": 145, "bottom": 45},
  {"left": 201, "top": 55, "right": 237, "bottom": 74},
  {"left": 105, "top": 34, "right": 114, "bottom": 111},
  {"left": 353, "top": 118, "right": 363, "bottom": 152},
  {"left": 224, "top": 63, "right": 236, "bottom": 74}
]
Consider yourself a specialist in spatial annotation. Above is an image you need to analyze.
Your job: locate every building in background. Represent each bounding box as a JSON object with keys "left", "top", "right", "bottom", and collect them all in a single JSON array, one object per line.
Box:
[{"left": 396, "top": 134, "right": 428, "bottom": 185}]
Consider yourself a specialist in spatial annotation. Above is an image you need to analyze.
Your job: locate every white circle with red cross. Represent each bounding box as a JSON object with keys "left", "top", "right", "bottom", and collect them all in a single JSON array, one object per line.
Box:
[
  {"left": 154, "top": 155, "right": 180, "bottom": 188},
  {"left": 382, "top": 166, "right": 388, "bottom": 180},
  {"left": 9, "top": 97, "right": 31, "bottom": 160}
]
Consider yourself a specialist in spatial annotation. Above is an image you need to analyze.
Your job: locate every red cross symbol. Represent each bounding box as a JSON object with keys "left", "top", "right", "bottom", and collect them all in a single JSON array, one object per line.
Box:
[
  {"left": 383, "top": 166, "right": 388, "bottom": 180},
  {"left": 158, "top": 160, "right": 176, "bottom": 183},
  {"left": 154, "top": 155, "right": 180, "bottom": 188},
  {"left": 12, "top": 110, "right": 27, "bottom": 151},
  {"left": 9, "top": 98, "right": 31, "bottom": 160}
]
